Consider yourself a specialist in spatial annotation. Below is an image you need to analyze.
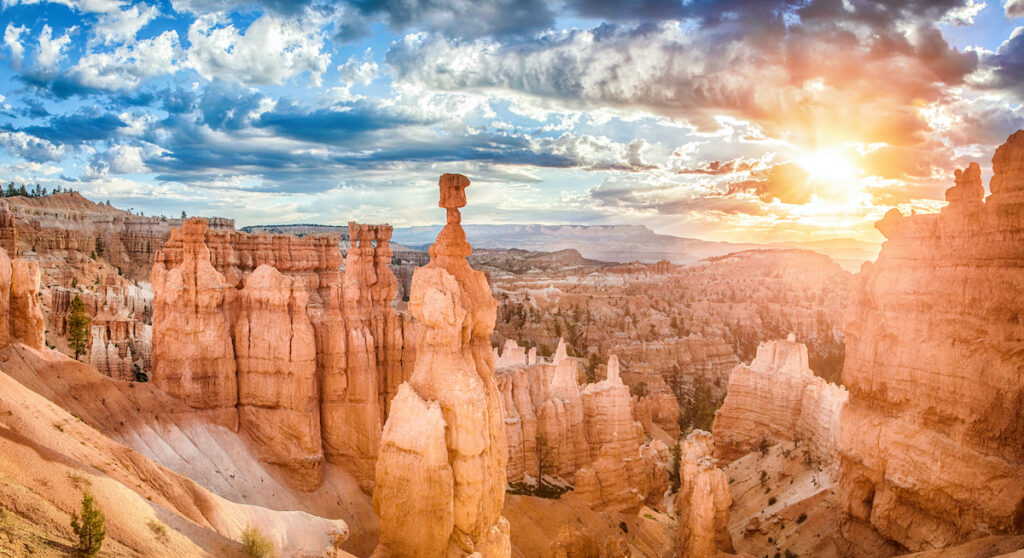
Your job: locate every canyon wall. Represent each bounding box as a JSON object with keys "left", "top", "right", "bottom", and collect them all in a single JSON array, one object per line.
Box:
[
  {"left": 150, "top": 217, "right": 412, "bottom": 489},
  {"left": 372, "top": 173, "right": 510, "bottom": 557},
  {"left": 713, "top": 335, "right": 847, "bottom": 464},
  {"left": 838, "top": 134, "right": 1024, "bottom": 552}
]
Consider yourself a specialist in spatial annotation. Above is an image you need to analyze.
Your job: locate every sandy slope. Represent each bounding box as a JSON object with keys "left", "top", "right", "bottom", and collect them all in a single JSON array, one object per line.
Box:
[{"left": 0, "top": 342, "right": 358, "bottom": 557}]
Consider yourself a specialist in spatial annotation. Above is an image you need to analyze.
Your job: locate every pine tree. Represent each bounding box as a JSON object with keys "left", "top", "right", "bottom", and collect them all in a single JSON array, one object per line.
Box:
[
  {"left": 70, "top": 491, "right": 105, "bottom": 557},
  {"left": 67, "top": 294, "right": 90, "bottom": 360}
]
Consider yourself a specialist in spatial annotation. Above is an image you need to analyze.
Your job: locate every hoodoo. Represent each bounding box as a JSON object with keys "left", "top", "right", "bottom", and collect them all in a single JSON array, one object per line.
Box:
[
  {"left": 371, "top": 174, "right": 510, "bottom": 557},
  {"left": 839, "top": 131, "right": 1024, "bottom": 552}
]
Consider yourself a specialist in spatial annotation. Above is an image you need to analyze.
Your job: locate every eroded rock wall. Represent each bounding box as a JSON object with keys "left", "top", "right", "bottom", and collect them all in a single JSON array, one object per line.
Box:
[
  {"left": 838, "top": 132, "right": 1024, "bottom": 552},
  {"left": 150, "top": 217, "right": 411, "bottom": 489},
  {"left": 676, "top": 430, "right": 735, "bottom": 556},
  {"left": 713, "top": 336, "right": 847, "bottom": 465}
]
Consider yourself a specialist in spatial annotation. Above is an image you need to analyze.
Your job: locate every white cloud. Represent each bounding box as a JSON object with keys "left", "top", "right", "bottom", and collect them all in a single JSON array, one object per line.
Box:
[
  {"left": 4, "top": 24, "right": 27, "bottom": 68},
  {"left": 73, "top": 30, "right": 181, "bottom": 91},
  {"left": 92, "top": 3, "right": 160, "bottom": 45},
  {"left": 338, "top": 48, "right": 380, "bottom": 85},
  {"left": 87, "top": 143, "right": 148, "bottom": 177},
  {"left": 185, "top": 14, "right": 330, "bottom": 86},
  {"left": 538, "top": 134, "right": 655, "bottom": 171},
  {"left": 36, "top": 24, "right": 73, "bottom": 70},
  {"left": 0, "top": 131, "right": 67, "bottom": 162},
  {"left": 944, "top": 0, "right": 986, "bottom": 25},
  {"left": 1, "top": 0, "right": 121, "bottom": 13},
  {"left": 1006, "top": 0, "right": 1024, "bottom": 18}
]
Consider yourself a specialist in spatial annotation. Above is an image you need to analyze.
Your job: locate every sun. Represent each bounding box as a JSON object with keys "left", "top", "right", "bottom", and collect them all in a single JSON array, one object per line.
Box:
[{"left": 798, "top": 148, "right": 859, "bottom": 186}]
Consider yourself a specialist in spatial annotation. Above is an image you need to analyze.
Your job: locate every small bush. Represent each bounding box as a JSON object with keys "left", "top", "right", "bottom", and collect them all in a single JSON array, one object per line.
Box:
[
  {"left": 70, "top": 491, "right": 105, "bottom": 557},
  {"left": 768, "top": 497, "right": 777, "bottom": 505},
  {"left": 241, "top": 525, "right": 275, "bottom": 558},
  {"left": 796, "top": 512, "right": 807, "bottom": 524},
  {"left": 785, "top": 551, "right": 798, "bottom": 558},
  {"left": 147, "top": 520, "right": 167, "bottom": 541},
  {"left": 759, "top": 470, "right": 768, "bottom": 486}
]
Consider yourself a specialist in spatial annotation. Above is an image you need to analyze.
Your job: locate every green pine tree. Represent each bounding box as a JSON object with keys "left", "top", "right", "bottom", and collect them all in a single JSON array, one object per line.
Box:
[
  {"left": 67, "top": 294, "right": 90, "bottom": 360},
  {"left": 70, "top": 491, "right": 105, "bottom": 557}
]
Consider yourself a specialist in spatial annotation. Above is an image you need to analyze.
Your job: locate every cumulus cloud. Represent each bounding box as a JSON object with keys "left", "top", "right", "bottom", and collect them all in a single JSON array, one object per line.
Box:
[
  {"left": 36, "top": 25, "right": 73, "bottom": 70},
  {"left": 186, "top": 14, "right": 331, "bottom": 86},
  {"left": 338, "top": 48, "right": 380, "bottom": 85},
  {"left": 72, "top": 31, "right": 182, "bottom": 91},
  {"left": 3, "top": 24, "right": 27, "bottom": 68},
  {"left": 87, "top": 144, "right": 148, "bottom": 177},
  {"left": 1, "top": 0, "right": 121, "bottom": 14},
  {"left": 91, "top": 3, "right": 160, "bottom": 45},
  {"left": 1006, "top": 0, "right": 1024, "bottom": 18},
  {"left": 0, "top": 130, "right": 66, "bottom": 162}
]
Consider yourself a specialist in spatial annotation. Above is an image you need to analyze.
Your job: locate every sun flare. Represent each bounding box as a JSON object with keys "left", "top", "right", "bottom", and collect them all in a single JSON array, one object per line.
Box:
[{"left": 799, "top": 149, "right": 859, "bottom": 185}]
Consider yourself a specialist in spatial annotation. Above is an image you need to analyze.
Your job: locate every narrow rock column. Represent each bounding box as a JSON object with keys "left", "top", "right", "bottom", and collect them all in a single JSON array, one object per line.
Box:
[{"left": 372, "top": 174, "right": 510, "bottom": 558}]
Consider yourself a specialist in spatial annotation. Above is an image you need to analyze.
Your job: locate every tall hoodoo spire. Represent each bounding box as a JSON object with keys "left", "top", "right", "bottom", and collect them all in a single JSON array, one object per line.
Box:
[{"left": 371, "top": 174, "right": 510, "bottom": 558}]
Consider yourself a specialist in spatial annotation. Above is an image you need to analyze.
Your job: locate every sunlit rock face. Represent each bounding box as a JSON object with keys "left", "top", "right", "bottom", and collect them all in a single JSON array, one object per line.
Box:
[
  {"left": 574, "top": 355, "right": 668, "bottom": 513},
  {"left": 712, "top": 336, "right": 847, "bottom": 465},
  {"left": 496, "top": 339, "right": 589, "bottom": 484},
  {"left": 150, "top": 217, "right": 411, "bottom": 489},
  {"left": 0, "top": 248, "right": 46, "bottom": 350},
  {"left": 675, "top": 430, "right": 735, "bottom": 557},
  {"left": 496, "top": 341, "right": 669, "bottom": 512},
  {"left": 372, "top": 174, "right": 510, "bottom": 558},
  {"left": 839, "top": 132, "right": 1024, "bottom": 553}
]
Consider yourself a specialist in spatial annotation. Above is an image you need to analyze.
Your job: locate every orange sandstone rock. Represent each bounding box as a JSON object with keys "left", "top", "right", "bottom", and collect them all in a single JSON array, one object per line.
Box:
[
  {"left": 676, "top": 430, "right": 735, "bottom": 557},
  {"left": 712, "top": 335, "right": 847, "bottom": 465},
  {"left": 839, "top": 133, "right": 1024, "bottom": 553}
]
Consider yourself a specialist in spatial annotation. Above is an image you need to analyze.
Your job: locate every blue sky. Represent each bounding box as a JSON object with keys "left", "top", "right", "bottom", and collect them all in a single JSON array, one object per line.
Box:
[{"left": 1, "top": 0, "right": 1023, "bottom": 242}]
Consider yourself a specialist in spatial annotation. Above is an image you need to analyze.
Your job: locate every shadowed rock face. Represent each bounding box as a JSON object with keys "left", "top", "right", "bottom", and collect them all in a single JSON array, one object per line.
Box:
[
  {"left": 839, "top": 132, "right": 1024, "bottom": 553},
  {"left": 150, "top": 217, "right": 413, "bottom": 490},
  {"left": 372, "top": 174, "right": 510, "bottom": 558}
]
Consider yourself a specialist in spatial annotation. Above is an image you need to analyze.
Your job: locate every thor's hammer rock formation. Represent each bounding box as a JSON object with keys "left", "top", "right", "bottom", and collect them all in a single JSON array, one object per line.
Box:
[{"left": 372, "top": 174, "right": 510, "bottom": 557}]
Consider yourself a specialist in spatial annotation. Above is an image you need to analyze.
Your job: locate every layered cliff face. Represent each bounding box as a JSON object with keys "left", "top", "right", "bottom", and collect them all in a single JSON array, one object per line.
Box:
[
  {"left": 150, "top": 217, "right": 410, "bottom": 489},
  {"left": 151, "top": 218, "right": 239, "bottom": 427},
  {"left": 372, "top": 174, "right": 510, "bottom": 557},
  {"left": 676, "top": 430, "right": 735, "bottom": 557},
  {"left": 0, "top": 193, "right": 197, "bottom": 376},
  {"left": 713, "top": 335, "right": 847, "bottom": 464},
  {"left": 0, "top": 192, "right": 225, "bottom": 281},
  {"left": 497, "top": 339, "right": 589, "bottom": 484},
  {"left": 575, "top": 355, "right": 667, "bottom": 513},
  {"left": 497, "top": 343, "right": 671, "bottom": 512},
  {"left": 839, "top": 132, "right": 1024, "bottom": 552},
  {"left": 0, "top": 247, "right": 46, "bottom": 349}
]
